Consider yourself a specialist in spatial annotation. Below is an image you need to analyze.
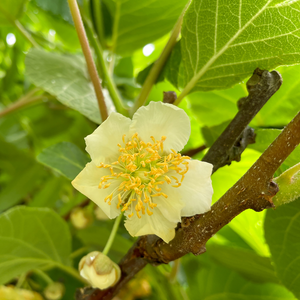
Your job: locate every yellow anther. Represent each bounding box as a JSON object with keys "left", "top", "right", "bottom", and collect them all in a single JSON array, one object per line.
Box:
[
  {"left": 103, "top": 183, "right": 111, "bottom": 189},
  {"left": 104, "top": 193, "right": 113, "bottom": 202},
  {"left": 161, "top": 193, "right": 168, "bottom": 198},
  {"left": 128, "top": 212, "right": 134, "bottom": 218},
  {"left": 164, "top": 176, "right": 171, "bottom": 184},
  {"left": 155, "top": 186, "right": 161, "bottom": 192},
  {"left": 149, "top": 203, "right": 157, "bottom": 208},
  {"left": 147, "top": 207, "right": 153, "bottom": 216},
  {"left": 151, "top": 193, "right": 161, "bottom": 197},
  {"left": 172, "top": 183, "right": 181, "bottom": 188},
  {"left": 141, "top": 161, "right": 146, "bottom": 167},
  {"left": 146, "top": 148, "right": 155, "bottom": 153},
  {"left": 161, "top": 136, "right": 166, "bottom": 141},
  {"left": 171, "top": 176, "right": 179, "bottom": 183},
  {"left": 150, "top": 136, "right": 156, "bottom": 143},
  {"left": 122, "top": 134, "right": 126, "bottom": 143},
  {"left": 145, "top": 159, "right": 151, "bottom": 164},
  {"left": 98, "top": 182, "right": 102, "bottom": 188}
]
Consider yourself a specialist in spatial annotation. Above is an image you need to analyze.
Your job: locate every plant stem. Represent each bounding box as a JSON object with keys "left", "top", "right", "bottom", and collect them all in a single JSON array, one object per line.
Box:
[
  {"left": 82, "top": 15, "right": 128, "bottom": 116},
  {"left": 168, "top": 259, "right": 180, "bottom": 283},
  {"left": 102, "top": 213, "right": 123, "bottom": 255},
  {"left": 16, "top": 273, "right": 27, "bottom": 288},
  {"left": 0, "top": 7, "right": 39, "bottom": 47},
  {"left": 92, "top": 0, "right": 106, "bottom": 48},
  {"left": 68, "top": 0, "right": 108, "bottom": 122},
  {"left": 0, "top": 89, "right": 44, "bottom": 118},
  {"left": 56, "top": 263, "right": 87, "bottom": 284},
  {"left": 70, "top": 246, "right": 89, "bottom": 259},
  {"left": 33, "top": 269, "right": 53, "bottom": 285},
  {"left": 131, "top": 0, "right": 191, "bottom": 114}
]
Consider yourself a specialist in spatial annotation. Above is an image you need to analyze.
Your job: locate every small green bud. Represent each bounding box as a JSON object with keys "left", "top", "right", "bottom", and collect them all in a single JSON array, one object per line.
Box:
[
  {"left": 44, "top": 282, "right": 65, "bottom": 300},
  {"left": 79, "top": 251, "right": 121, "bottom": 290}
]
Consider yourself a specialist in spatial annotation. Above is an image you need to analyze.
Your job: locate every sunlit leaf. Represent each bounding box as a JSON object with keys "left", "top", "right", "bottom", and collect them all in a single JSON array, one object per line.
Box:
[
  {"left": 175, "top": 0, "right": 300, "bottom": 93},
  {"left": 0, "top": 0, "right": 28, "bottom": 25},
  {"left": 25, "top": 49, "right": 114, "bottom": 124}
]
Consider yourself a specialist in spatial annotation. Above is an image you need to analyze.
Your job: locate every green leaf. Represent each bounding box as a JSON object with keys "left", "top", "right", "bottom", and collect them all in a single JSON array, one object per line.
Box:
[
  {"left": 32, "top": 0, "right": 73, "bottom": 24},
  {"left": 248, "top": 129, "right": 300, "bottom": 169},
  {"left": 0, "top": 0, "right": 28, "bottom": 25},
  {"left": 265, "top": 197, "right": 300, "bottom": 298},
  {"left": 37, "top": 142, "right": 89, "bottom": 180},
  {"left": 0, "top": 137, "right": 46, "bottom": 213},
  {"left": 182, "top": 255, "right": 296, "bottom": 300},
  {"left": 207, "top": 244, "right": 278, "bottom": 283},
  {"left": 177, "top": 0, "right": 300, "bottom": 93},
  {"left": 201, "top": 121, "right": 230, "bottom": 147},
  {"left": 104, "top": 0, "right": 187, "bottom": 55},
  {"left": 25, "top": 49, "right": 114, "bottom": 124},
  {"left": 0, "top": 206, "right": 72, "bottom": 285},
  {"left": 188, "top": 84, "right": 246, "bottom": 127},
  {"left": 212, "top": 149, "right": 270, "bottom": 255}
]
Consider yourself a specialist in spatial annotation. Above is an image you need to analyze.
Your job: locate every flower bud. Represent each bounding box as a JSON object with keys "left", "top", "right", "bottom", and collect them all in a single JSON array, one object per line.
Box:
[
  {"left": 70, "top": 207, "right": 93, "bottom": 229},
  {"left": 0, "top": 285, "right": 43, "bottom": 300},
  {"left": 79, "top": 251, "right": 121, "bottom": 289},
  {"left": 44, "top": 282, "right": 65, "bottom": 300}
]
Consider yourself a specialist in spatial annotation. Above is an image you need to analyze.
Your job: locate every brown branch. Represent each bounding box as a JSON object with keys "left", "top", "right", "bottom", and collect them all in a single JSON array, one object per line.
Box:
[
  {"left": 181, "top": 145, "right": 207, "bottom": 157},
  {"left": 202, "top": 68, "right": 282, "bottom": 172}
]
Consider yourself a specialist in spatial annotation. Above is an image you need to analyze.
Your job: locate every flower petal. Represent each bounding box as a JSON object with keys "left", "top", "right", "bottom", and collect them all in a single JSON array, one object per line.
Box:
[
  {"left": 155, "top": 184, "right": 184, "bottom": 223},
  {"left": 179, "top": 160, "right": 213, "bottom": 216},
  {"left": 130, "top": 101, "right": 191, "bottom": 153},
  {"left": 72, "top": 162, "right": 120, "bottom": 219},
  {"left": 124, "top": 208, "right": 177, "bottom": 243},
  {"left": 85, "top": 112, "right": 131, "bottom": 165}
]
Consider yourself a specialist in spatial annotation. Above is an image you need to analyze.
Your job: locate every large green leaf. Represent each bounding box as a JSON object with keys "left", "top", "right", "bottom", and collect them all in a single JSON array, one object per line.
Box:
[
  {"left": 182, "top": 255, "right": 296, "bottom": 300},
  {"left": 265, "top": 197, "right": 300, "bottom": 299},
  {"left": 207, "top": 244, "right": 278, "bottom": 283},
  {"left": 0, "top": 206, "right": 72, "bottom": 285},
  {"left": 104, "top": 0, "right": 187, "bottom": 55},
  {"left": 37, "top": 142, "right": 89, "bottom": 180},
  {"left": 176, "top": 0, "right": 300, "bottom": 93},
  {"left": 0, "top": 0, "right": 28, "bottom": 25},
  {"left": 25, "top": 49, "right": 114, "bottom": 124}
]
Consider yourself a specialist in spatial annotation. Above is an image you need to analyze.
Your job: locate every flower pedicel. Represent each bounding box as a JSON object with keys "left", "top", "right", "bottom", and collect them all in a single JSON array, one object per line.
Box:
[{"left": 72, "top": 101, "right": 213, "bottom": 242}]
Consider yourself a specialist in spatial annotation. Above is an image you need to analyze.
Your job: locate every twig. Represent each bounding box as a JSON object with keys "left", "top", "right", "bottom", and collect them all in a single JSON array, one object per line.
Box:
[
  {"left": 82, "top": 14, "right": 128, "bottom": 116},
  {"left": 0, "top": 89, "right": 44, "bottom": 118},
  {"left": 68, "top": 0, "right": 108, "bottom": 122},
  {"left": 202, "top": 68, "right": 282, "bottom": 172},
  {"left": 181, "top": 145, "right": 206, "bottom": 157},
  {"left": 131, "top": 1, "right": 191, "bottom": 114}
]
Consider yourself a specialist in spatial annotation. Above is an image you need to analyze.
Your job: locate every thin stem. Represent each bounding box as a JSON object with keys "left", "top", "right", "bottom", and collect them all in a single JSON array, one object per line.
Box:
[
  {"left": 0, "top": 88, "right": 44, "bottom": 118},
  {"left": 0, "top": 7, "right": 39, "bottom": 47},
  {"left": 168, "top": 259, "right": 180, "bottom": 283},
  {"left": 68, "top": 0, "right": 108, "bottom": 122},
  {"left": 70, "top": 246, "right": 89, "bottom": 259},
  {"left": 92, "top": 0, "right": 106, "bottom": 48},
  {"left": 55, "top": 263, "right": 87, "bottom": 284},
  {"left": 33, "top": 269, "right": 53, "bottom": 285},
  {"left": 82, "top": 15, "right": 128, "bottom": 116},
  {"left": 131, "top": 0, "right": 191, "bottom": 114},
  {"left": 14, "top": 20, "right": 39, "bottom": 48},
  {"left": 102, "top": 213, "right": 123, "bottom": 255},
  {"left": 16, "top": 273, "right": 27, "bottom": 288}
]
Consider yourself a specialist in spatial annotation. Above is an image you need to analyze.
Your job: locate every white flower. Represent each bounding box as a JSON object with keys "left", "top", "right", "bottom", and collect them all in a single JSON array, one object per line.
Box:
[
  {"left": 72, "top": 101, "right": 213, "bottom": 243},
  {"left": 79, "top": 251, "right": 121, "bottom": 290}
]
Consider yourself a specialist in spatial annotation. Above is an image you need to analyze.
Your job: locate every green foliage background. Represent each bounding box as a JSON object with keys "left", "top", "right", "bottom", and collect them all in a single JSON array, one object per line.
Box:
[{"left": 1, "top": 0, "right": 300, "bottom": 299}]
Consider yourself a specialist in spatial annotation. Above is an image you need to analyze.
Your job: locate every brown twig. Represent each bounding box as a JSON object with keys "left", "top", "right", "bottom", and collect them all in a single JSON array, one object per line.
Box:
[
  {"left": 202, "top": 68, "right": 282, "bottom": 172},
  {"left": 181, "top": 145, "right": 207, "bottom": 157}
]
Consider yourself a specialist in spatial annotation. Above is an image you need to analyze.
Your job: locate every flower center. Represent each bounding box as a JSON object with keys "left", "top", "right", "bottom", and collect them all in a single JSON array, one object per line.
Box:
[{"left": 97, "top": 133, "right": 190, "bottom": 218}]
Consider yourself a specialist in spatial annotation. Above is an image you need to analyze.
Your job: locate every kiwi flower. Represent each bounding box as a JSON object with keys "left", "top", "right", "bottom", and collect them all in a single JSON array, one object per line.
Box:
[{"left": 72, "top": 101, "right": 213, "bottom": 242}]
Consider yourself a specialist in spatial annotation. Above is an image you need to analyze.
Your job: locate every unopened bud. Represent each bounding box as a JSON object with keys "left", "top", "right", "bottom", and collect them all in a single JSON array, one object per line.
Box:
[
  {"left": 79, "top": 251, "right": 121, "bottom": 289},
  {"left": 70, "top": 207, "right": 93, "bottom": 229},
  {"left": 44, "top": 282, "right": 65, "bottom": 300}
]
